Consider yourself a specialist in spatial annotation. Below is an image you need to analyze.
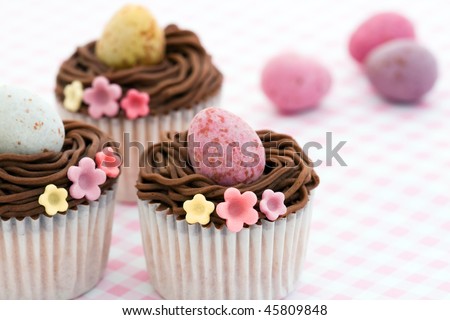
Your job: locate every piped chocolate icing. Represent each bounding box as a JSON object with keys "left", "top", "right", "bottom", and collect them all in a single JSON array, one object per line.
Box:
[
  {"left": 0, "top": 121, "right": 118, "bottom": 220},
  {"left": 136, "top": 130, "right": 320, "bottom": 229},
  {"left": 55, "top": 25, "right": 223, "bottom": 117}
]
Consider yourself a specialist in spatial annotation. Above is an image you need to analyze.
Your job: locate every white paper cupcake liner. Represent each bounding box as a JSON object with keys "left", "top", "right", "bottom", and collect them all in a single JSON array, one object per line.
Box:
[
  {"left": 0, "top": 188, "right": 116, "bottom": 300},
  {"left": 59, "top": 93, "right": 221, "bottom": 202},
  {"left": 138, "top": 195, "right": 314, "bottom": 300}
]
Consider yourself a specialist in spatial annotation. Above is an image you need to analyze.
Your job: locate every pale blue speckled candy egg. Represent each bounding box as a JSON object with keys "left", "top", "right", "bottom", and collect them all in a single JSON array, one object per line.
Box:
[{"left": 0, "top": 85, "right": 65, "bottom": 154}]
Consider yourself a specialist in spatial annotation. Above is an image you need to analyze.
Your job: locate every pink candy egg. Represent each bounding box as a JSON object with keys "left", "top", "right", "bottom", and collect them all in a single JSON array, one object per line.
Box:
[
  {"left": 261, "top": 52, "right": 331, "bottom": 114},
  {"left": 349, "top": 12, "right": 415, "bottom": 63},
  {"left": 188, "top": 108, "right": 265, "bottom": 186}
]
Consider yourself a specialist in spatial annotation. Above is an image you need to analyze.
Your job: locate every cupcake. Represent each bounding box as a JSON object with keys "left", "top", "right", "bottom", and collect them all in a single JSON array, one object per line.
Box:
[
  {"left": 55, "top": 4, "right": 223, "bottom": 202},
  {"left": 136, "top": 107, "right": 319, "bottom": 299},
  {"left": 0, "top": 85, "right": 121, "bottom": 299}
]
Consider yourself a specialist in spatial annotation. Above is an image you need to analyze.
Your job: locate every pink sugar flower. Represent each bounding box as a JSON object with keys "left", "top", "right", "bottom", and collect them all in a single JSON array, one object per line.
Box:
[
  {"left": 83, "top": 76, "right": 122, "bottom": 119},
  {"left": 216, "top": 187, "right": 258, "bottom": 232},
  {"left": 259, "top": 189, "right": 287, "bottom": 221},
  {"left": 68, "top": 157, "right": 107, "bottom": 201},
  {"left": 120, "top": 89, "right": 150, "bottom": 119},
  {"left": 95, "top": 147, "right": 121, "bottom": 178}
]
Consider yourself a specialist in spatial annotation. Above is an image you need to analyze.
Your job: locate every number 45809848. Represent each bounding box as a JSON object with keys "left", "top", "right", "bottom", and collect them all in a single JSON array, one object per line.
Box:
[{"left": 263, "top": 304, "right": 327, "bottom": 316}]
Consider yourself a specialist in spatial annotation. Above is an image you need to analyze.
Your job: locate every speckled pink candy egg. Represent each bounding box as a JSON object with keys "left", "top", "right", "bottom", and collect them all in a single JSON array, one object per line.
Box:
[
  {"left": 261, "top": 52, "right": 331, "bottom": 114},
  {"left": 188, "top": 108, "right": 265, "bottom": 186},
  {"left": 349, "top": 12, "right": 415, "bottom": 63},
  {"left": 365, "top": 40, "right": 438, "bottom": 103}
]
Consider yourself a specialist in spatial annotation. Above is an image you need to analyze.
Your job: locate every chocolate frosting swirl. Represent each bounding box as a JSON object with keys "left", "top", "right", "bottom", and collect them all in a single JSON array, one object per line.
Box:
[
  {"left": 136, "top": 130, "right": 320, "bottom": 229},
  {"left": 0, "top": 121, "right": 118, "bottom": 220},
  {"left": 55, "top": 24, "right": 223, "bottom": 116}
]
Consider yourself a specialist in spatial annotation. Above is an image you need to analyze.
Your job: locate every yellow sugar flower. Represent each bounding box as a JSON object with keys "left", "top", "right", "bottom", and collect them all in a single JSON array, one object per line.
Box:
[
  {"left": 38, "top": 184, "right": 69, "bottom": 216},
  {"left": 63, "top": 80, "right": 84, "bottom": 112},
  {"left": 183, "top": 194, "right": 215, "bottom": 226}
]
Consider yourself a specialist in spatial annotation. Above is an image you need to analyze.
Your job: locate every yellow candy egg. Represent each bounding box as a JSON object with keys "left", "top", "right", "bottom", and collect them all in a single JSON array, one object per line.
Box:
[{"left": 95, "top": 5, "right": 166, "bottom": 69}]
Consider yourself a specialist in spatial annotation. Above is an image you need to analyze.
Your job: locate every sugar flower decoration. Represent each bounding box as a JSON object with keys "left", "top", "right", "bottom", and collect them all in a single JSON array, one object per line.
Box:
[
  {"left": 216, "top": 188, "right": 258, "bottom": 232},
  {"left": 63, "top": 80, "right": 84, "bottom": 112},
  {"left": 120, "top": 89, "right": 150, "bottom": 120},
  {"left": 68, "top": 157, "right": 106, "bottom": 201},
  {"left": 83, "top": 76, "right": 122, "bottom": 119},
  {"left": 38, "top": 184, "right": 69, "bottom": 216},
  {"left": 183, "top": 194, "right": 215, "bottom": 225},
  {"left": 95, "top": 147, "right": 121, "bottom": 178},
  {"left": 259, "top": 189, "right": 287, "bottom": 221}
]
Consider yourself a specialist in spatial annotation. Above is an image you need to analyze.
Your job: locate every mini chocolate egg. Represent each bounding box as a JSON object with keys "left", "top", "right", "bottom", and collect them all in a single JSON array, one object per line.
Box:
[
  {"left": 349, "top": 12, "right": 415, "bottom": 63},
  {"left": 0, "top": 85, "right": 65, "bottom": 154},
  {"left": 365, "top": 40, "right": 438, "bottom": 103},
  {"left": 188, "top": 108, "right": 265, "bottom": 186},
  {"left": 261, "top": 52, "right": 331, "bottom": 114},
  {"left": 96, "top": 4, "right": 166, "bottom": 69}
]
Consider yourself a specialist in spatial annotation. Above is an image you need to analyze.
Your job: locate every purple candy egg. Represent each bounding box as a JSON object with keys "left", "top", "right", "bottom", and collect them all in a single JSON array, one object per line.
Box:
[
  {"left": 365, "top": 40, "right": 438, "bottom": 103},
  {"left": 188, "top": 108, "right": 265, "bottom": 186}
]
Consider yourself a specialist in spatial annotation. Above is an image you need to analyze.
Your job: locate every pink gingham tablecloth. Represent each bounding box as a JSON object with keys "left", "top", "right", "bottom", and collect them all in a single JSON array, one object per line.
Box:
[{"left": 0, "top": 0, "right": 449, "bottom": 299}]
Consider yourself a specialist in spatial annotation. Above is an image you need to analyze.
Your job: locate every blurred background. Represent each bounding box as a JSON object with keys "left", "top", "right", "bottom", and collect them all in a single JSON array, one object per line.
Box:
[{"left": 0, "top": 0, "right": 449, "bottom": 299}]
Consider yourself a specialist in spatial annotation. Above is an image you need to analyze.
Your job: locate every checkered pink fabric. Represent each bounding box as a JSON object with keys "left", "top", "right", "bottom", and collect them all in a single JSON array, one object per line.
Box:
[{"left": 1, "top": 0, "right": 449, "bottom": 299}]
